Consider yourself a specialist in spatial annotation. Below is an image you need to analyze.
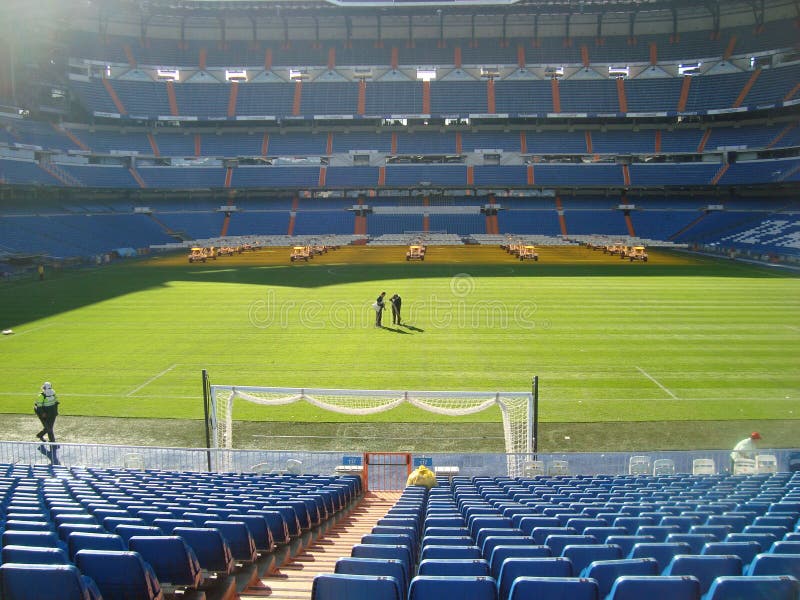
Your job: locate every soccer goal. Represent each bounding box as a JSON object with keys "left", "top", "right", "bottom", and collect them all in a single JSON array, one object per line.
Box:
[{"left": 204, "top": 374, "right": 537, "bottom": 476}]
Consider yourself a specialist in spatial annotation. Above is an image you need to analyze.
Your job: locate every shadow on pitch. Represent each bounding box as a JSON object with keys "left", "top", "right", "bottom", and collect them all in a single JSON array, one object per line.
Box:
[{"left": 401, "top": 324, "right": 424, "bottom": 332}]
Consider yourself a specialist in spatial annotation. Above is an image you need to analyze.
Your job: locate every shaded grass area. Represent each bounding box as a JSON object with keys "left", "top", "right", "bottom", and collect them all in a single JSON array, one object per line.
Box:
[{"left": 0, "top": 245, "right": 798, "bottom": 453}]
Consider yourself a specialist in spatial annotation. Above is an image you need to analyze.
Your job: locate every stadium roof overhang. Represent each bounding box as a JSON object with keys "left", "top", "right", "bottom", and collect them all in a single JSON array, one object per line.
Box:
[{"left": 91, "top": 0, "right": 755, "bottom": 18}]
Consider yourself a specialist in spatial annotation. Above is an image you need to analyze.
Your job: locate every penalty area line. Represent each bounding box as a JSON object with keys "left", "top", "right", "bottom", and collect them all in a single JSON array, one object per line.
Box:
[
  {"left": 635, "top": 366, "right": 679, "bottom": 400},
  {"left": 126, "top": 364, "right": 178, "bottom": 397}
]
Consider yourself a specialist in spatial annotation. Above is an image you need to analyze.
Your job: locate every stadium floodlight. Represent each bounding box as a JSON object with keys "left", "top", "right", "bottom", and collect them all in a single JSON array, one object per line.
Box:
[
  {"left": 544, "top": 66, "right": 564, "bottom": 79},
  {"left": 289, "top": 68, "right": 309, "bottom": 81}
]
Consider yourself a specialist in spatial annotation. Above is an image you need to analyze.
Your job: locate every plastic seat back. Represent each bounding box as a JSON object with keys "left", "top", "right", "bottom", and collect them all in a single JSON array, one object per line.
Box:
[
  {"left": 417, "top": 558, "right": 490, "bottom": 577},
  {"left": 334, "top": 557, "right": 408, "bottom": 595},
  {"left": 173, "top": 526, "right": 235, "bottom": 575},
  {"left": 497, "top": 557, "right": 572, "bottom": 600},
  {"left": 702, "top": 541, "right": 762, "bottom": 566},
  {"left": 408, "top": 575, "right": 496, "bottom": 600},
  {"left": 488, "top": 544, "right": 552, "bottom": 579},
  {"left": 129, "top": 536, "right": 202, "bottom": 589},
  {"left": 580, "top": 558, "right": 659, "bottom": 598},
  {"left": 2, "top": 530, "right": 60, "bottom": 548},
  {"left": 507, "top": 576, "right": 599, "bottom": 600},
  {"left": 0, "top": 563, "right": 95, "bottom": 600},
  {"left": 1, "top": 545, "right": 69, "bottom": 565},
  {"left": 67, "top": 532, "right": 126, "bottom": 561},
  {"left": 628, "top": 542, "right": 692, "bottom": 571},
  {"left": 311, "top": 573, "right": 402, "bottom": 600},
  {"left": 662, "top": 554, "right": 742, "bottom": 594},
  {"left": 203, "top": 520, "right": 258, "bottom": 563},
  {"left": 704, "top": 575, "right": 800, "bottom": 600},
  {"left": 745, "top": 553, "right": 800, "bottom": 578},
  {"left": 561, "top": 544, "right": 623, "bottom": 575},
  {"left": 607, "top": 575, "right": 701, "bottom": 600},
  {"left": 74, "top": 549, "right": 163, "bottom": 600}
]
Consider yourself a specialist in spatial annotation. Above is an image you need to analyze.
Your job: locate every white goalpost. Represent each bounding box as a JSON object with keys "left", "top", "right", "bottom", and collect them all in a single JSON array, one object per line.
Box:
[{"left": 207, "top": 383, "right": 535, "bottom": 476}]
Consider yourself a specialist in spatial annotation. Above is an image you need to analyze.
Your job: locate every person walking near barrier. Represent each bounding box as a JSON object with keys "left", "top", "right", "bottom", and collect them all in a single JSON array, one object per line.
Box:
[
  {"left": 34, "top": 381, "right": 59, "bottom": 442},
  {"left": 389, "top": 293, "right": 402, "bottom": 325}
]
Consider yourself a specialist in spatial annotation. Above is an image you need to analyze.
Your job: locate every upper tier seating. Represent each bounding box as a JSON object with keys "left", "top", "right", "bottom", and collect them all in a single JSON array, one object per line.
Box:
[
  {"left": 65, "top": 21, "right": 799, "bottom": 68},
  {"left": 67, "top": 64, "right": 800, "bottom": 120}
]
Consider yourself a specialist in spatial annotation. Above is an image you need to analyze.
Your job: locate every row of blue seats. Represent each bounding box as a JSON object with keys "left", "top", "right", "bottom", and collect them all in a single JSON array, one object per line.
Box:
[
  {"left": 309, "top": 479, "right": 800, "bottom": 600},
  {"left": 3, "top": 117, "right": 798, "bottom": 155},
  {"left": 0, "top": 466, "right": 363, "bottom": 599},
  {"left": 65, "top": 21, "right": 799, "bottom": 68}
]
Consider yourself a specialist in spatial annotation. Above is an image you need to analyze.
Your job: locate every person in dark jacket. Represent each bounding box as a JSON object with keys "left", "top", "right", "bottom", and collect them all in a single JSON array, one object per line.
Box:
[
  {"left": 389, "top": 293, "right": 402, "bottom": 325},
  {"left": 375, "top": 291, "right": 386, "bottom": 327}
]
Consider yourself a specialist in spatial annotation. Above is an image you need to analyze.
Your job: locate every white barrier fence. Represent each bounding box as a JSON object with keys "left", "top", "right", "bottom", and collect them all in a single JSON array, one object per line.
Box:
[{"left": 1, "top": 441, "right": 797, "bottom": 477}]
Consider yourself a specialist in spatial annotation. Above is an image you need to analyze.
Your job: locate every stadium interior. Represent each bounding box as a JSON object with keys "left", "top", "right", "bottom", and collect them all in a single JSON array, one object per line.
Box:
[{"left": 0, "top": 0, "right": 799, "bottom": 597}]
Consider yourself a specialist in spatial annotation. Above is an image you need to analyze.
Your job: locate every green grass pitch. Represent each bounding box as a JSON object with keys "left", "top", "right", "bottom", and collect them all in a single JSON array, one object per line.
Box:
[{"left": 0, "top": 245, "right": 798, "bottom": 453}]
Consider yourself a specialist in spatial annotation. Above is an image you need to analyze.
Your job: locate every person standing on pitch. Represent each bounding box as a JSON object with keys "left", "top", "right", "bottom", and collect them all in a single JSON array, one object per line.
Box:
[
  {"left": 730, "top": 431, "right": 761, "bottom": 471},
  {"left": 374, "top": 291, "right": 386, "bottom": 327},
  {"left": 34, "top": 381, "right": 59, "bottom": 442},
  {"left": 389, "top": 293, "right": 402, "bottom": 325}
]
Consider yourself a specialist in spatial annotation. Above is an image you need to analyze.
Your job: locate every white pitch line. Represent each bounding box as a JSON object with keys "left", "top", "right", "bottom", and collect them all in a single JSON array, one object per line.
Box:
[
  {"left": 126, "top": 364, "right": 177, "bottom": 397},
  {"left": 635, "top": 366, "right": 679, "bottom": 400},
  {"left": 0, "top": 323, "right": 55, "bottom": 339},
  {"left": 0, "top": 391, "right": 196, "bottom": 399},
  {"left": 786, "top": 325, "right": 800, "bottom": 332}
]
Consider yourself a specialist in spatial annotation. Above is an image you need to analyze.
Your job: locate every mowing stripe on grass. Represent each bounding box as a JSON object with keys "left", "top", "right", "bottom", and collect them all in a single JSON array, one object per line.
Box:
[
  {"left": 126, "top": 364, "right": 178, "bottom": 397},
  {"left": 635, "top": 366, "right": 679, "bottom": 399}
]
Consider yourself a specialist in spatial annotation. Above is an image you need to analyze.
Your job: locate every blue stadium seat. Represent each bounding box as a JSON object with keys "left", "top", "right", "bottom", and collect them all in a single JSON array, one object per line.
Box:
[
  {"left": 583, "top": 527, "right": 629, "bottom": 543},
  {"left": 703, "top": 575, "right": 800, "bottom": 600},
  {"left": 334, "top": 557, "right": 409, "bottom": 595},
  {"left": 607, "top": 575, "right": 701, "bottom": 600},
  {"left": 561, "top": 544, "right": 624, "bottom": 575},
  {"left": 0, "top": 563, "right": 101, "bottom": 600},
  {"left": 518, "top": 516, "right": 561, "bottom": 536},
  {"left": 417, "top": 558, "right": 490, "bottom": 577},
  {"left": 481, "top": 536, "right": 534, "bottom": 559},
  {"left": 702, "top": 541, "right": 762, "bottom": 566},
  {"left": 351, "top": 544, "right": 413, "bottom": 576},
  {"left": 67, "top": 532, "right": 127, "bottom": 561},
  {"left": 1, "top": 545, "right": 70, "bottom": 565},
  {"left": 605, "top": 535, "right": 656, "bottom": 556},
  {"left": 662, "top": 554, "right": 743, "bottom": 594},
  {"left": 628, "top": 542, "right": 692, "bottom": 571},
  {"left": 545, "top": 534, "right": 599, "bottom": 556},
  {"left": 203, "top": 520, "right": 258, "bottom": 563},
  {"left": 419, "top": 544, "right": 482, "bottom": 561},
  {"left": 488, "top": 544, "right": 552, "bottom": 579},
  {"left": 173, "top": 527, "right": 235, "bottom": 575},
  {"left": 152, "top": 518, "right": 194, "bottom": 534},
  {"left": 507, "top": 576, "right": 600, "bottom": 600},
  {"left": 3, "top": 520, "right": 51, "bottom": 532},
  {"left": 580, "top": 558, "right": 660, "bottom": 598},
  {"left": 74, "top": 549, "right": 163, "bottom": 600},
  {"left": 745, "top": 553, "right": 800, "bottom": 578},
  {"left": 57, "top": 523, "right": 105, "bottom": 543},
  {"left": 114, "top": 524, "right": 163, "bottom": 544},
  {"left": 225, "top": 514, "right": 275, "bottom": 553},
  {"left": 771, "top": 542, "right": 800, "bottom": 555},
  {"left": 666, "top": 533, "right": 717, "bottom": 554},
  {"left": 690, "top": 525, "right": 733, "bottom": 541},
  {"left": 497, "top": 557, "right": 573, "bottom": 599},
  {"left": 2, "top": 530, "right": 61, "bottom": 548},
  {"left": 247, "top": 509, "right": 291, "bottom": 545},
  {"left": 475, "top": 528, "right": 524, "bottom": 550},
  {"left": 532, "top": 526, "right": 579, "bottom": 545},
  {"left": 311, "top": 573, "right": 402, "bottom": 600},
  {"left": 408, "top": 575, "right": 497, "bottom": 600},
  {"left": 129, "top": 536, "right": 203, "bottom": 590}
]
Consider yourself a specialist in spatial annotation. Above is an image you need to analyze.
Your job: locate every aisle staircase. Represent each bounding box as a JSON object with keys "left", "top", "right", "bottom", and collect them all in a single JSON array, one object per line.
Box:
[{"left": 240, "top": 491, "right": 400, "bottom": 599}]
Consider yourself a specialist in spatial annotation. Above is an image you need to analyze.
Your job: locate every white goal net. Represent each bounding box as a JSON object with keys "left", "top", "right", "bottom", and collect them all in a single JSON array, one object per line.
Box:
[{"left": 208, "top": 385, "right": 534, "bottom": 476}]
